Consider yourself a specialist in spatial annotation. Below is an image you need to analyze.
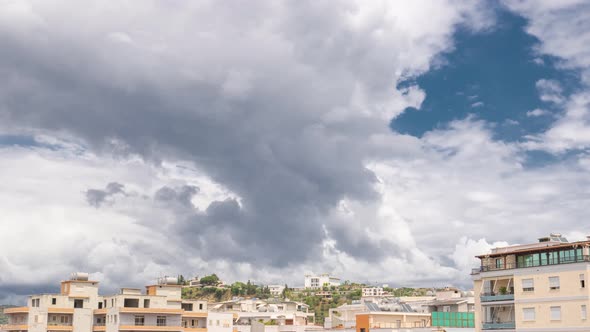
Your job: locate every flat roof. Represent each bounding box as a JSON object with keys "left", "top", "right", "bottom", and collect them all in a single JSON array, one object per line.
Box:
[{"left": 477, "top": 240, "right": 590, "bottom": 258}]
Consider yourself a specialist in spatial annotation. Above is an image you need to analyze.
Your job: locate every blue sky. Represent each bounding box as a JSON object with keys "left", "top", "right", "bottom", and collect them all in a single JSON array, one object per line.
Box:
[
  {"left": 393, "top": 7, "right": 581, "bottom": 143},
  {"left": 1, "top": 1, "right": 590, "bottom": 302}
]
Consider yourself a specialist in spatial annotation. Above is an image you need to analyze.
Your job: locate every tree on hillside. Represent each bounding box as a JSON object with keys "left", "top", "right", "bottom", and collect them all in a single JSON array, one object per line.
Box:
[
  {"left": 231, "top": 282, "right": 246, "bottom": 296},
  {"left": 200, "top": 274, "right": 220, "bottom": 286}
]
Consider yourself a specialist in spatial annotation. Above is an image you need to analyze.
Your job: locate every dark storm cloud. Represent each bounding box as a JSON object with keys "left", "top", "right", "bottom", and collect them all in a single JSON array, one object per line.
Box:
[
  {"left": 0, "top": 1, "right": 490, "bottom": 268},
  {"left": 86, "top": 182, "right": 125, "bottom": 207}
]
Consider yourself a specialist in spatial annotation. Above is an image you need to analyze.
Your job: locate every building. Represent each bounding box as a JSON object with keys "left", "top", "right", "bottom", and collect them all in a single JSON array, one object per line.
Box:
[
  {"left": 210, "top": 299, "right": 313, "bottom": 326},
  {"left": 472, "top": 233, "right": 590, "bottom": 331},
  {"left": 303, "top": 274, "right": 340, "bottom": 289},
  {"left": 2, "top": 273, "right": 233, "bottom": 332},
  {"left": 267, "top": 286, "right": 285, "bottom": 297},
  {"left": 362, "top": 288, "right": 384, "bottom": 297},
  {"left": 355, "top": 311, "right": 431, "bottom": 330}
]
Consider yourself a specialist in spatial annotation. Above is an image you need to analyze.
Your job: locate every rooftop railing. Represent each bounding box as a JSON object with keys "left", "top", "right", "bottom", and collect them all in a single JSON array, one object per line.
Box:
[
  {"left": 482, "top": 322, "right": 515, "bottom": 330},
  {"left": 473, "top": 255, "right": 590, "bottom": 274}
]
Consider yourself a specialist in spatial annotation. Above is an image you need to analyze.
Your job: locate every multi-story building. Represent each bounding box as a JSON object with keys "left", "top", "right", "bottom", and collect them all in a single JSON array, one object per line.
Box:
[
  {"left": 266, "top": 286, "right": 285, "bottom": 297},
  {"left": 2, "top": 273, "right": 233, "bottom": 332},
  {"left": 361, "top": 288, "right": 384, "bottom": 297},
  {"left": 472, "top": 233, "right": 590, "bottom": 331},
  {"left": 303, "top": 274, "right": 340, "bottom": 289},
  {"left": 211, "top": 299, "right": 313, "bottom": 326}
]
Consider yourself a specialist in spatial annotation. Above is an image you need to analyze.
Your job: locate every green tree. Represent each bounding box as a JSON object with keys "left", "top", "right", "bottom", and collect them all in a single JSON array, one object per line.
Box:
[
  {"left": 231, "top": 282, "right": 246, "bottom": 296},
  {"left": 200, "top": 274, "right": 220, "bottom": 286}
]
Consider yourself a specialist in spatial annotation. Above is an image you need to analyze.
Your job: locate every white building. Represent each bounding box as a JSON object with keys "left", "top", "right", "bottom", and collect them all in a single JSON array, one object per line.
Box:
[
  {"left": 362, "top": 287, "right": 384, "bottom": 297},
  {"left": 267, "top": 285, "right": 285, "bottom": 297},
  {"left": 303, "top": 274, "right": 340, "bottom": 289}
]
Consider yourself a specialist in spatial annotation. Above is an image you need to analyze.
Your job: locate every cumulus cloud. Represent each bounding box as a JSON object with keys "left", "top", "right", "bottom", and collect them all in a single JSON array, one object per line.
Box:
[
  {"left": 86, "top": 182, "right": 126, "bottom": 207},
  {"left": 2, "top": 0, "right": 588, "bottom": 302},
  {"left": 503, "top": 1, "right": 590, "bottom": 153},
  {"left": 526, "top": 108, "right": 549, "bottom": 117}
]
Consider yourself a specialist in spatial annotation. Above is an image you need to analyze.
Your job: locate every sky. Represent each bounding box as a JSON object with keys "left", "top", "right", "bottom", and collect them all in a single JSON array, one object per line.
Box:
[{"left": 1, "top": 0, "right": 590, "bottom": 304}]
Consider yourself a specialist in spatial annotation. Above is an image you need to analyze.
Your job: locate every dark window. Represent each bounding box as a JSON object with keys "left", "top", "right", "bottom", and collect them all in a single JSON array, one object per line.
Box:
[
  {"left": 182, "top": 303, "right": 193, "bottom": 311},
  {"left": 98, "top": 302, "right": 103, "bottom": 309},
  {"left": 52, "top": 298, "right": 57, "bottom": 305},
  {"left": 360, "top": 328, "right": 366, "bottom": 332},
  {"left": 74, "top": 299, "right": 84, "bottom": 308},
  {"left": 124, "top": 298, "right": 139, "bottom": 308},
  {"left": 199, "top": 303, "right": 203, "bottom": 310},
  {"left": 144, "top": 299, "right": 150, "bottom": 308}
]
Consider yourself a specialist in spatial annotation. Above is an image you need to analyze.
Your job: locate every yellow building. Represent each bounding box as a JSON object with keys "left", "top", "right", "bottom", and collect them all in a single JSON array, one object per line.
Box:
[
  {"left": 472, "top": 234, "right": 590, "bottom": 331},
  {"left": 355, "top": 311, "right": 431, "bottom": 331},
  {"left": 2, "top": 273, "right": 233, "bottom": 332}
]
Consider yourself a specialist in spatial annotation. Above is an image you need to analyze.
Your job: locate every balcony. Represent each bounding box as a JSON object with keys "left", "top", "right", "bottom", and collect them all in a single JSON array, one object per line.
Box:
[
  {"left": 473, "top": 254, "right": 590, "bottom": 274},
  {"left": 3, "top": 325, "right": 28, "bottom": 331},
  {"left": 480, "top": 293, "right": 514, "bottom": 302},
  {"left": 3, "top": 307, "right": 29, "bottom": 314},
  {"left": 119, "top": 325, "right": 183, "bottom": 332},
  {"left": 482, "top": 322, "right": 515, "bottom": 330}
]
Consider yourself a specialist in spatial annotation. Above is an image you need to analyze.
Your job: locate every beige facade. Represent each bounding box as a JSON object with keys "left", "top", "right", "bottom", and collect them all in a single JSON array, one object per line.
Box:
[
  {"left": 2, "top": 274, "right": 233, "bottom": 332},
  {"left": 472, "top": 234, "right": 590, "bottom": 331}
]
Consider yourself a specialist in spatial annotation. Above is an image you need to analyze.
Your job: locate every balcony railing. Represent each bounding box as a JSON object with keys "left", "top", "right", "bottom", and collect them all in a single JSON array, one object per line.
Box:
[
  {"left": 480, "top": 293, "right": 514, "bottom": 302},
  {"left": 482, "top": 322, "right": 515, "bottom": 330},
  {"left": 473, "top": 255, "right": 590, "bottom": 274}
]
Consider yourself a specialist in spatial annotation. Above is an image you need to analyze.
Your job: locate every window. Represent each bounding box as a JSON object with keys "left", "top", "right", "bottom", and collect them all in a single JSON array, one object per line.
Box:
[
  {"left": 74, "top": 299, "right": 84, "bottom": 308},
  {"left": 124, "top": 298, "right": 139, "bottom": 308},
  {"left": 582, "top": 305, "right": 587, "bottom": 320},
  {"left": 549, "top": 276, "right": 560, "bottom": 290},
  {"left": 181, "top": 303, "right": 193, "bottom": 311},
  {"left": 581, "top": 274, "right": 586, "bottom": 288},
  {"left": 32, "top": 299, "right": 40, "bottom": 307},
  {"left": 443, "top": 306, "right": 450, "bottom": 312},
  {"left": 98, "top": 302, "right": 103, "bottom": 309},
  {"left": 523, "top": 308, "right": 535, "bottom": 321},
  {"left": 522, "top": 278, "right": 534, "bottom": 292},
  {"left": 550, "top": 306, "right": 561, "bottom": 320},
  {"left": 496, "top": 258, "right": 504, "bottom": 269},
  {"left": 134, "top": 316, "right": 144, "bottom": 326},
  {"left": 157, "top": 316, "right": 167, "bottom": 327},
  {"left": 199, "top": 303, "right": 203, "bottom": 310},
  {"left": 52, "top": 298, "right": 57, "bottom": 305},
  {"left": 144, "top": 299, "right": 150, "bottom": 308},
  {"left": 114, "top": 315, "right": 117, "bottom": 324}
]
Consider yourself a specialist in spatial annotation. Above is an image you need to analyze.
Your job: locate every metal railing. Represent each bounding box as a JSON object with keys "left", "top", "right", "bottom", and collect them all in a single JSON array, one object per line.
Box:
[
  {"left": 480, "top": 293, "right": 514, "bottom": 302},
  {"left": 473, "top": 255, "right": 590, "bottom": 274},
  {"left": 482, "top": 322, "right": 515, "bottom": 330}
]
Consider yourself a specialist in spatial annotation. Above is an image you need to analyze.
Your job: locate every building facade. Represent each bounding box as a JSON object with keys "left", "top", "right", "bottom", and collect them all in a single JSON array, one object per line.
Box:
[
  {"left": 2, "top": 273, "right": 233, "bottom": 332},
  {"left": 472, "top": 234, "right": 590, "bottom": 331},
  {"left": 303, "top": 275, "right": 340, "bottom": 289},
  {"left": 361, "top": 288, "right": 383, "bottom": 297}
]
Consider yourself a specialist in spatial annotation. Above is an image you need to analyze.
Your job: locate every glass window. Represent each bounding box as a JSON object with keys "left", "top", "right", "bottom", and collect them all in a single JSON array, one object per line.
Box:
[
  {"left": 135, "top": 316, "right": 144, "bottom": 326},
  {"left": 550, "top": 306, "right": 561, "bottom": 320},
  {"left": 496, "top": 258, "right": 503, "bottom": 269},
  {"left": 523, "top": 308, "right": 535, "bottom": 321},
  {"left": 157, "top": 316, "right": 166, "bottom": 326},
  {"left": 549, "top": 276, "right": 560, "bottom": 290},
  {"left": 522, "top": 278, "right": 534, "bottom": 292},
  {"left": 582, "top": 305, "right": 587, "bottom": 320}
]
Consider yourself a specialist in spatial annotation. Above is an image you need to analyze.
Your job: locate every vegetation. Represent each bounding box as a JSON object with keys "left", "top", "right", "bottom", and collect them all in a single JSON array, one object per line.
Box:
[{"left": 179, "top": 273, "right": 434, "bottom": 325}]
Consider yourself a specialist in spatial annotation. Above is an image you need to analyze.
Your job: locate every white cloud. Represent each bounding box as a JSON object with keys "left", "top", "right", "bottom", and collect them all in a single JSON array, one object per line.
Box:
[
  {"left": 526, "top": 108, "right": 549, "bottom": 117},
  {"left": 471, "top": 101, "right": 484, "bottom": 108}
]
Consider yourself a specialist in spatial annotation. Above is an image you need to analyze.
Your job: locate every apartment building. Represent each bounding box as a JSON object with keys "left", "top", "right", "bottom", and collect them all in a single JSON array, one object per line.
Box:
[
  {"left": 303, "top": 274, "right": 340, "bottom": 289},
  {"left": 2, "top": 273, "right": 233, "bottom": 332},
  {"left": 361, "top": 288, "right": 384, "bottom": 297},
  {"left": 472, "top": 233, "right": 590, "bottom": 331},
  {"left": 266, "top": 286, "right": 285, "bottom": 297},
  {"left": 211, "top": 299, "right": 313, "bottom": 326}
]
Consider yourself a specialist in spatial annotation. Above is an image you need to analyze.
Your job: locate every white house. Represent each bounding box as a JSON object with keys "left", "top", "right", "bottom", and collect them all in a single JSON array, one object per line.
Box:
[{"left": 304, "top": 274, "right": 340, "bottom": 289}]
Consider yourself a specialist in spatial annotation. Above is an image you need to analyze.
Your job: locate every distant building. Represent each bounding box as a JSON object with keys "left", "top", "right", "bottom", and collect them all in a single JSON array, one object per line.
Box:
[
  {"left": 472, "top": 233, "right": 590, "bottom": 331},
  {"left": 267, "top": 285, "right": 285, "bottom": 297},
  {"left": 2, "top": 272, "right": 233, "bottom": 332},
  {"left": 304, "top": 274, "right": 340, "bottom": 289},
  {"left": 362, "top": 288, "right": 384, "bottom": 297},
  {"left": 210, "top": 299, "right": 313, "bottom": 326}
]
